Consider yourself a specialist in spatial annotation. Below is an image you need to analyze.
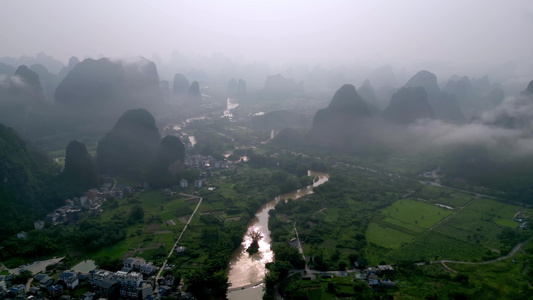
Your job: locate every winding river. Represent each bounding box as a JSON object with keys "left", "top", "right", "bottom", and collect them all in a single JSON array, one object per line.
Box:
[{"left": 227, "top": 171, "right": 329, "bottom": 299}]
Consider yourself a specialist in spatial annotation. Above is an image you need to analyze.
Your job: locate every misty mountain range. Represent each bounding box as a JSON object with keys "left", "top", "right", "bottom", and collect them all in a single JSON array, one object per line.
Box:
[{"left": 2, "top": 52, "right": 533, "bottom": 213}]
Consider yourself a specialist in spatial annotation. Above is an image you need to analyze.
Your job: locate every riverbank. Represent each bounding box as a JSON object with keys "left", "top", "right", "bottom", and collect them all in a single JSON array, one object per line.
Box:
[{"left": 227, "top": 171, "right": 329, "bottom": 299}]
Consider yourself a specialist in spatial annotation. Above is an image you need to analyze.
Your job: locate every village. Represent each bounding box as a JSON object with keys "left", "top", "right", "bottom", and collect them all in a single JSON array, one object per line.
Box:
[
  {"left": 13, "top": 153, "right": 233, "bottom": 240},
  {"left": 1, "top": 252, "right": 398, "bottom": 300},
  {"left": 0, "top": 253, "right": 196, "bottom": 300},
  {"left": 2, "top": 153, "right": 238, "bottom": 299},
  {"left": 0, "top": 149, "right": 405, "bottom": 299}
]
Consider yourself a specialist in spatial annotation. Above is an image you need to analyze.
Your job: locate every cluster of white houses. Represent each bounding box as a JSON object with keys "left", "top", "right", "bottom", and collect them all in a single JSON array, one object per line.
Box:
[
  {"left": 177, "top": 178, "right": 204, "bottom": 189},
  {"left": 184, "top": 154, "right": 228, "bottom": 170},
  {"left": 16, "top": 184, "right": 135, "bottom": 238},
  {"left": 2, "top": 270, "right": 82, "bottom": 299},
  {"left": 16, "top": 156, "right": 225, "bottom": 239},
  {"left": 366, "top": 265, "right": 396, "bottom": 287},
  {"left": 0, "top": 256, "right": 165, "bottom": 300},
  {"left": 44, "top": 185, "right": 131, "bottom": 226},
  {"left": 87, "top": 257, "right": 159, "bottom": 299},
  {"left": 89, "top": 269, "right": 151, "bottom": 299}
]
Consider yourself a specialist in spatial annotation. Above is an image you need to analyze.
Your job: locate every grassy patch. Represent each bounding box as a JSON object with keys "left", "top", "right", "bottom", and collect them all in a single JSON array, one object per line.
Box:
[
  {"left": 495, "top": 218, "right": 519, "bottom": 228},
  {"left": 307, "top": 287, "right": 323, "bottom": 300},
  {"left": 381, "top": 198, "right": 452, "bottom": 229},
  {"left": 89, "top": 239, "right": 131, "bottom": 261},
  {"left": 381, "top": 217, "right": 424, "bottom": 234},
  {"left": 434, "top": 208, "right": 503, "bottom": 250},
  {"left": 366, "top": 222, "right": 414, "bottom": 249},
  {"left": 417, "top": 186, "right": 447, "bottom": 200},
  {"left": 433, "top": 192, "right": 473, "bottom": 207},
  {"left": 390, "top": 231, "right": 487, "bottom": 262},
  {"left": 445, "top": 253, "right": 533, "bottom": 298}
]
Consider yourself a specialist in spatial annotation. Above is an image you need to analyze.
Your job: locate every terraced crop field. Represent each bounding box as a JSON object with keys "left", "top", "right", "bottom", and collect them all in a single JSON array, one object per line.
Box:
[{"left": 365, "top": 189, "right": 531, "bottom": 263}]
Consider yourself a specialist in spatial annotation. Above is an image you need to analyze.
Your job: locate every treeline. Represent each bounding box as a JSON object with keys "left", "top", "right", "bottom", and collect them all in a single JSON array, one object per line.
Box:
[
  {"left": 187, "top": 118, "right": 235, "bottom": 160},
  {"left": 0, "top": 123, "right": 78, "bottom": 239},
  {"left": 248, "top": 151, "right": 329, "bottom": 177},
  {"left": 176, "top": 207, "right": 248, "bottom": 298},
  {"left": 264, "top": 209, "right": 306, "bottom": 300},
  {"left": 0, "top": 219, "right": 127, "bottom": 268},
  {"left": 232, "top": 170, "right": 312, "bottom": 204},
  {"left": 442, "top": 144, "right": 533, "bottom": 204},
  {"left": 262, "top": 165, "right": 418, "bottom": 296}
]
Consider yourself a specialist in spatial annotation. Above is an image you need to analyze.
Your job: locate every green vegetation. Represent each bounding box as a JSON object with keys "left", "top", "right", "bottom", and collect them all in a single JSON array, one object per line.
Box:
[
  {"left": 0, "top": 123, "right": 63, "bottom": 239},
  {"left": 387, "top": 243, "right": 533, "bottom": 299},
  {"left": 381, "top": 198, "right": 452, "bottom": 229},
  {"left": 366, "top": 223, "right": 414, "bottom": 249},
  {"left": 3, "top": 88, "right": 533, "bottom": 300}
]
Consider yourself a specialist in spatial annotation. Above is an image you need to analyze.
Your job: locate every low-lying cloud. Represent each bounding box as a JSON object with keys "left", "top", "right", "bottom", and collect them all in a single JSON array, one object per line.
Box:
[{"left": 398, "top": 89, "right": 533, "bottom": 159}]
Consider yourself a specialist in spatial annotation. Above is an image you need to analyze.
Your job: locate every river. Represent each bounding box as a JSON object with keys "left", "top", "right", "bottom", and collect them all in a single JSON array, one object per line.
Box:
[
  {"left": 227, "top": 171, "right": 329, "bottom": 299},
  {"left": 223, "top": 98, "right": 239, "bottom": 119}
]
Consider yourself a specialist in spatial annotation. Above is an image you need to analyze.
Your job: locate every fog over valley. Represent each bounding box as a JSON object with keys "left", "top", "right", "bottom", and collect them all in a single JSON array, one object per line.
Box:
[
  {"left": 1, "top": 0, "right": 533, "bottom": 89},
  {"left": 2, "top": 1, "right": 533, "bottom": 299}
]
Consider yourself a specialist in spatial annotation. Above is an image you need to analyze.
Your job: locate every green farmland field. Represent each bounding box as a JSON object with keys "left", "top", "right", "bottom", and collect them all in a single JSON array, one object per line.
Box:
[
  {"left": 365, "top": 187, "right": 532, "bottom": 264},
  {"left": 380, "top": 198, "right": 452, "bottom": 229},
  {"left": 390, "top": 231, "right": 487, "bottom": 262},
  {"left": 431, "top": 192, "right": 473, "bottom": 207},
  {"left": 366, "top": 222, "right": 414, "bottom": 249}
]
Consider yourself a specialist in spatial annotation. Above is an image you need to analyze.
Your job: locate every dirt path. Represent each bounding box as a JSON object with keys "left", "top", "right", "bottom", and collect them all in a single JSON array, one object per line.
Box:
[
  {"left": 25, "top": 277, "right": 33, "bottom": 292},
  {"left": 312, "top": 207, "right": 327, "bottom": 215},
  {"left": 154, "top": 194, "right": 202, "bottom": 297}
]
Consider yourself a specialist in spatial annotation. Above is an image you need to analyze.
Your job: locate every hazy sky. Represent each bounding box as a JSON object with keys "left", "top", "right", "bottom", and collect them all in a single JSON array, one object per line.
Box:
[{"left": 1, "top": 0, "right": 532, "bottom": 67}]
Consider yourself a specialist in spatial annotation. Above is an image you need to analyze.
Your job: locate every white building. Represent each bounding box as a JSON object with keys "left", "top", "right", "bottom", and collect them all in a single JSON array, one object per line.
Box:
[
  {"left": 180, "top": 179, "right": 188, "bottom": 188},
  {"left": 89, "top": 269, "right": 112, "bottom": 286},
  {"left": 59, "top": 271, "right": 79, "bottom": 289},
  {"left": 112, "top": 271, "right": 143, "bottom": 288},
  {"left": 34, "top": 220, "right": 45, "bottom": 230}
]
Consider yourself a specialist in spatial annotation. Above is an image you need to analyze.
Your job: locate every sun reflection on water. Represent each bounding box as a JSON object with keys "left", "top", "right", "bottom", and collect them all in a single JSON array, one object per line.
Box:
[{"left": 227, "top": 171, "right": 329, "bottom": 291}]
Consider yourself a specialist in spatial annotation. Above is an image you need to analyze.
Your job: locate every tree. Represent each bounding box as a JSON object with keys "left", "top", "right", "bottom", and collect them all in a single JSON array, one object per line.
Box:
[
  {"left": 96, "top": 256, "right": 123, "bottom": 272},
  {"left": 339, "top": 261, "right": 347, "bottom": 270},
  {"left": 273, "top": 243, "right": 305, "bottom": 269},
  {"left": 129, "top": 205, "right": 144, "bottom": 223},
  {"left": 11, "top": 270, "right": 32, "bottom": 284},
  {"left": 247, "top": 230, "right": 263, "bottom": 254},
  {"left": 455, "top": 273, "right": 469, "bottom": 285}
]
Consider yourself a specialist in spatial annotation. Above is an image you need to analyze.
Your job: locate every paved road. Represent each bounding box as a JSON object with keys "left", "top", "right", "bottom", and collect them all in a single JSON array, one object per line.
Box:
[{"left": 154, "top": 194, "right": 202, "bottom": 297}]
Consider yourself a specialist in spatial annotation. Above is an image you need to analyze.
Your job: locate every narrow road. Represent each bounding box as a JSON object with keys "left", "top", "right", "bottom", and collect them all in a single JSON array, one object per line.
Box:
[
  {"left": 420, "top": 180, "right": 498, "bottom": 200},
  {"left": 25, "top": 278, "right": 33, "bottom": 292},
  {"left": 419, "top": 235, "right": 533, "bottom": 272},
  {"left": 293, "top": 223, "right": 309, "bottom": 272},
  {"left": 441, "top": 235, "right": 533, "bottom": 265},
  {"left": 154, "top": 194, "right": 202, "bottom": 296}
]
